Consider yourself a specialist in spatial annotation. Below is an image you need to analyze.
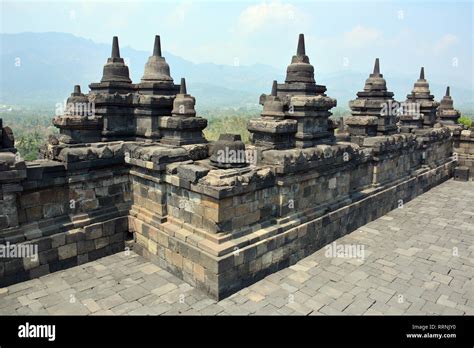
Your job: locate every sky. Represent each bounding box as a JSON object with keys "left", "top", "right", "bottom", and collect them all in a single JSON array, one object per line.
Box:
[{"left": 1, "top": 0, "right": 473, "bottom": 87}]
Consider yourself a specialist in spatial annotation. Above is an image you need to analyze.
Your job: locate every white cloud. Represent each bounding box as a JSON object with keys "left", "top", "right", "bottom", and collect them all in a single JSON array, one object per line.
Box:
[
  {"left": 237, "top": 1, "right": 304, "bottom": 35},
  {"left": 167, "top": 1, "right": 193, "bottom": 25},
  {"left": 343, "top": 25, "right": 382, "bottom": 47},
  {"left": 433, "top": 34, "right": 459, "bottom": 54}
]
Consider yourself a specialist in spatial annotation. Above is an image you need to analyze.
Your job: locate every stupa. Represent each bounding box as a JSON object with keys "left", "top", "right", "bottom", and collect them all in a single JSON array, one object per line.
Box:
[
  {"left": 400, "top": 67, "right": 439, "bottom": 132},
  {"left": 89, "top": 36, "right": 135, "bottom": 140},
  {"left": 136, "top": 35, "right": 180, "bottom": 139},
  {"left": 159, "top": 78, "right": 207, "bottom": 145},
  {"left": 0, "top": 119, "right": 15, "bottom": 154},
  {"left": 260, "top": 34, "right": 337, "bottom": 148},
  {"left": 248, "top": 81, "right": 297, "bottom": 149},
  {"left": 437, "top": 86, "right": 461, "bottom": 126},
  {"left": 0, "top": 119, "right": 26, "bottom": 204},
  {"left": 209, "top": 134, "right": 247, "bottom": 169},
  {"left": 345, "top": 58, "right": 398, "bottom": 137},
  {"left": 52, "top": 85, "right": 102, "bottom": 144}
]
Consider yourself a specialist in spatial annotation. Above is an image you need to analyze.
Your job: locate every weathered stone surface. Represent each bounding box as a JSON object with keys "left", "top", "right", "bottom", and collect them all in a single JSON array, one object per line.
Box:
[
  {"left": 400, "top": 67, "right": 439, "bottom": 131},
  {"left": 52, "top": 84, "right": 102, "bottom": 144},
  {"left": 141, "top": 35, "right": 172, "bottom": 83},
  {"left": 0, "top": 33, "right": 467, "bottom": 304},
  {"left": 58, "top": 243, "right": 78, "bottom": 260},
  {"left": 2, "top": 126, "right": 15, "bottom": 149},
  {"left": 86, "top": 36, "right": 135, "bottom": 140},
  {"left": 210, "top": 134, "right": 248, "bottom": 169},
  {"left": 454, "top": 166, "right": 469, "bottom": 181},
  {"left": 258, "top": 34, "right": 337, "bottom": 148},
  {"left": 346, "top": 58, "right": 398, "bottom": 137},
  {"left": 159, "top": 78, "right": 208, "bottom": 146},
  {"left": 136, "top": 35, "right": 181, "bottom": 140},
  {"left": 101, "top": 36, "right": 131, "bottom": 84},
  {"left": 177, "top": 164, "right": 210, "bottom": 183},
  {"left": 248, "top": 81, "right": 297, "bottom": 149},
  {"left": 437, "top": 86, "right": 461, "bottom": 126},
  {"left": 285, "top": 33, "right": 315, "bottom": 84},
  {"left": 5, "top": 184, "right": 474, "bottom": 315}
]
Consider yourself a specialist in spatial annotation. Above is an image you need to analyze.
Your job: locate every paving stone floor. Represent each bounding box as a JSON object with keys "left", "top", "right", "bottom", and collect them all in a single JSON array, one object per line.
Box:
[{"left": 1, "top": 179, "right": 473, "bottom": 315}]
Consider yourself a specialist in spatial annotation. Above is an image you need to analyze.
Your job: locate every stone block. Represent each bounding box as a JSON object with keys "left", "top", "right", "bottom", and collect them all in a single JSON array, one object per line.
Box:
[
  {"left": 36, "top": 238, "right": 52, "bottom": 252},
  {"left": 194, "top": 263, "right": 205, "bottom": 283},
  {"left": 39, "top": 249, "right": 59, "bottom": 265},
  {"left": 0, "top": 216, "right": 8, "bottom": 229},
  {"left": 204, "top": 207, "right": 219, "bottom": 222},
  {"left": 191, "top": 214, "right": 203, "bottom": 228},
  {"left": 177, "top": 164, "right": 210, "bottom": 184},
  {"left": 110, "top": 232, "right": 124, "bottom": 244},
  {"left": 80, "top": 199, "right": 99, "bottom": 211},
  {"left": 202, "top": 197, "right": 219, "bottom": 210},
  {"left": 115, "top": 216, "right": 128, "bottom": 233},
  {"left": 25, "top": 206, "right": 42, "bottom": 221},
  {"left": 23, "top": 255, "right": 40, "bottom": 271},
  {"left": 43, "top": 203, "right": 64, "bottom": 219},
  {"left": 77, "top": 240, "right": 95, "bottom": 254},
  {"left": 66, "top": 229, "right": 86, "bottom": 243},
  {"left": 85, "top": 224, "right": 103, "bottom": 240},
  {"left": 51, "top": 233, "right": 66, "bottom": 248},
  {"left": 4, "top": 259, "right": 24, "bottom": 275},
  {"left": 233, "top": 212, "right": 259, "bottom": 230},
  {"left": 58, "top": 243, "right": 78, "bottom": 260},
  {"left": 29, "top": 264, "right": 50, "bottom": 279},
  {"left": 454, "top": 166, "right": 469, "bottom": 181},
  {"left": 77, "top": 253, "right": 89, "bottom": 265},
  {"left": 103, "top": 220, "right": 116, "bottom": 236},
  {"left": 94, "top": 237, "right": 109, "bottom": 250},
  {"left": 20, "top": 192, "right": 40, "bottom": 208},
  {"left": 39, "top": 188, "right": 60, "bottom": 205}
]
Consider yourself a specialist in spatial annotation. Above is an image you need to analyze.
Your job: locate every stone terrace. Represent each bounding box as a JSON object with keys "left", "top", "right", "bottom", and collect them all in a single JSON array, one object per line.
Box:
[
  {"left": 2, "top": 34, "right": 468, "bottom": 300},
  {"left": 1, "top": 179, "right": 472, "bottom": 315}
]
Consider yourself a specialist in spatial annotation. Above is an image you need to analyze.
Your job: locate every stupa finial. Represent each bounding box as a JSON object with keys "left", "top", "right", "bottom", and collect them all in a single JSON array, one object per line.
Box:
[
  {"left": 297, "top": 33, "right": 305, "bottom": 56},
  {"left": 420, "top": 67, "right": 425, "bottom": 80},
  {"left": 446, "top": 86, "right": 450, "bottom": 97},
  {"left": 373, "top": 58, "right": 380, "bottom": 75},
  {"left": 111, "top": 36, "right": 120, "bottom": 58},
  {"left": 180, "top": 78, "right": 187, "bottom": 94},
  {"left": 153, "top": 35, "right": 162, "bottom": 57},
  {"left": 271, "top": 80, "right": 277, "bottom": 96}
]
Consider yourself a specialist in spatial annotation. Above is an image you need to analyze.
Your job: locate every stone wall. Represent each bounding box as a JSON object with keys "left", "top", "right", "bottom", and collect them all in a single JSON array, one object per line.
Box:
[
  {"left": 0, "top": 217, "right": 128, "bottom": 287},
  {"left": 454, "top": 127, "right": 474, "bottom": 178},
  {"left": 0, "top": 35, "right": 466, "bottom": 301},
  {"left": 366, "top": 137, "right": 421, "bottom": 186},
  {"left": 128, "top": 130, "right": 454, "bottom": 299},
  {"left": 0, "top": 118, "right": 457, "bottom": 300},
  {"left": 213, "top": 160, "right": 454, "bottom": 298},
  {"left": 0, "top": 192, "right": 21, "bottom": 231},
  {"left": 130, "top": 160, "right": 453, "bottom": 299},
  {"left": 0, "top": 158, "right": 131, "bottom": 287}
]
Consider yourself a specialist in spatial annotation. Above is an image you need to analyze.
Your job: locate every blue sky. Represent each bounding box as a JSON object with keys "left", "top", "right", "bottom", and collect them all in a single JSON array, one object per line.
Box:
[{"left": 1, "top": 0, "right": 473, "bottom": 87}]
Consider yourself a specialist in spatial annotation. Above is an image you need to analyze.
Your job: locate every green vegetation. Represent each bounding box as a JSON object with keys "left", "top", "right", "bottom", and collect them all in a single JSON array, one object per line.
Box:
[
  {"left": 201, "top": 107, "right": 258, "bottom": 143},
  {"left": 458, "top": 115, "right": 472, "bottom": 128},
  {"left": 1, "top": 107, "right": 57, "bottom": 160},
  {"left": 200, "top": 106, "right": 347, "bottom": 144}
]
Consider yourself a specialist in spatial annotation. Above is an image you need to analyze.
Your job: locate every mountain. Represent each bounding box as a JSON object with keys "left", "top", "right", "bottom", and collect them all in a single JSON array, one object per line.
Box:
[
  {"left": 0, "top": 32, "right": 282, "bottom": 109},
  {"left": 1, "top": 32, "right": 472, "bottom": 112}
]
